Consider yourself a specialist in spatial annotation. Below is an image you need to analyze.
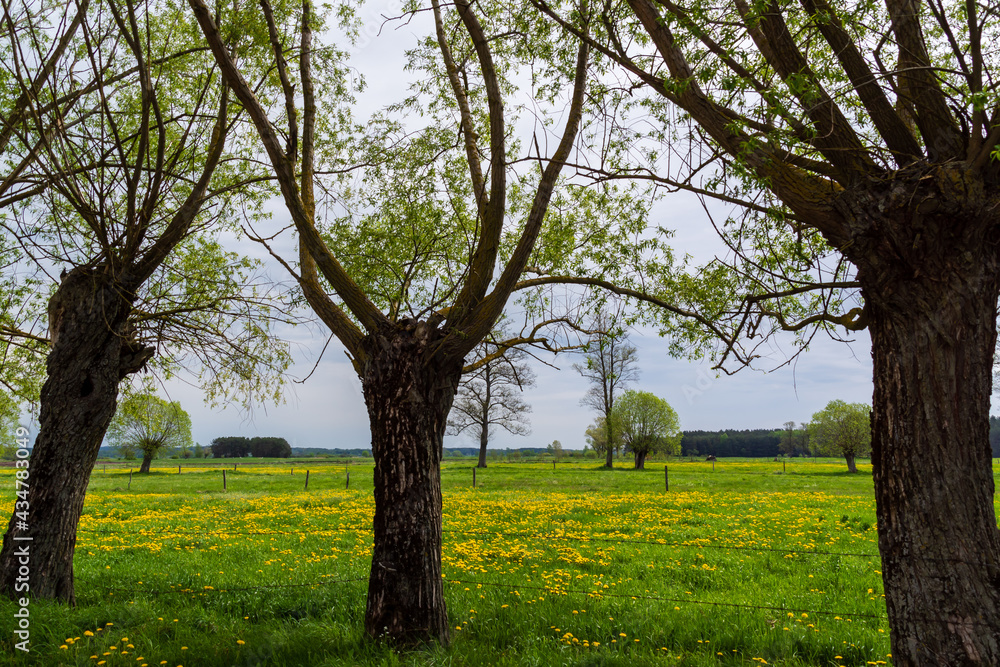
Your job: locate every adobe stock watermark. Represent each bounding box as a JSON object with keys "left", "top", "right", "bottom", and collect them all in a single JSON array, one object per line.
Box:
[
  {"left": 682, "top": 367, "right": 717, "bottom": 405},
  {"left": 11, "top": 425, "right": 31, "bottom": 652},
  {"left": 348, "top": 0, "right": 406, "bottom": 56}
]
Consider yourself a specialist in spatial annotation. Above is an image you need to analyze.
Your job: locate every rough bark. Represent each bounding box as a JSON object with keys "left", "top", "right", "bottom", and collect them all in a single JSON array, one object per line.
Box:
[
  {"left": 362, "top": 322, "right": 462, "bottom": 645},
  {"left": 634, "top": 451, "right": 647, "bottom": 470},
  {"left": 139, "top": 453, "right": 153, "bottom": 474},
  {"left": 0, "top": 268, "right": 150, "bottom": 603},
  {"left": 844, "top": 453, "right": 857, "bottom": 473},
  {"left": 838, "top": 164, "right": 1000, "bottom": 665}
]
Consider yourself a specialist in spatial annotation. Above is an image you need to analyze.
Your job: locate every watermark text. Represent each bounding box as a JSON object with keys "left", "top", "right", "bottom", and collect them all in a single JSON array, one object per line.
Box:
[{"left": 12, "top": 425, "right": 31, "bottom": 652}]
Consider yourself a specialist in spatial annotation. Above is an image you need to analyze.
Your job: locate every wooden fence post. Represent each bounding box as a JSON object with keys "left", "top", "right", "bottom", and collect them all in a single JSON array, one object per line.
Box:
[
  {"left": 712, "top": 460, "right": 715, "bottom": 472},
  {"left": 346, "top": 471, "right": 350, "bottom": 489},
  {"left": 783, "top": 461, "right": 786, "bottom": 473},
  {"left": 473, "top": 467, "right": 476, "bottom": 488},
  {"left": 178, "top": 464, "right": 181, "bottom": 474},
  {"left": 305, "top": 470, "right": 310, "bottom": 490},
  {"left": 665, "top": 465, "right": 669, "bottom": 492},
  {"left": 223, "top": 469, "right": 227, "bottom": 490},
  {"left": 128, "top": 468, "right": 132, "bottom": 489}
]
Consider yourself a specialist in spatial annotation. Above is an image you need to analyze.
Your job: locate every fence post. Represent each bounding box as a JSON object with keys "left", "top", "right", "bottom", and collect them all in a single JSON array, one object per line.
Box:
[
  {"left": 223, "top": 469, "right": 227, "bottom": 490},
  {"left": 783, "top": 461, "right": 786, "bottom": 473},
  {"left": 473, "top": 467, "right": 476, "bottom": 488},
  {"left": 291, "top": 467, "right": 293, "bottom": 475},
  {"left": 305, "top": 470, "right": 310, "bottom": 490},
  {"left": 665, "top": 465, "right": 669, "bottom": 492},
  {"left": 178, "top": 464, "right": 181, "bottom": 474},
  {"left": 234, "top": 463, "right": 237, "bottom": 471},
  {"left": 346, "top": 471, "right": 350, "bottom": 489},
  {"left": 128, "top": 468, "right": 132, "bottom": 489},
  {"left": 712, "top": 460, "right": 715, "bottom": 472}
]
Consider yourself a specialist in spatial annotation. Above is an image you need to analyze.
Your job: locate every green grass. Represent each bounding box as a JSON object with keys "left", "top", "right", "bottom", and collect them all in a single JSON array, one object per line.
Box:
[{"left": 2, "top": 457, "right": 991, "bottom": 666}]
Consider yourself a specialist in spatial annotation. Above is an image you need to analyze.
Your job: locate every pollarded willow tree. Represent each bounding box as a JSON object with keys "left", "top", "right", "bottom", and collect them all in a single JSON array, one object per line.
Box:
[
  {"left": 532, "top": 0, "right": 1000, "bottom": 662},
  {"left": 107, "top": 393, "right": 193, "bottom": 473},
  {"left": 0, "top": 0, "right": 292, "bottom": 602},
  {"left": 0, "top": 0, "right": 94, "bottom": 429},
  {"left": 611, "top": 389, "right": 680, "bottom": 469},
  {"left": 186, "top": 0, "right": 655, "bottom": 644},
  {"left": 808, "top": 399, "right": 872, "bottom": 473}
]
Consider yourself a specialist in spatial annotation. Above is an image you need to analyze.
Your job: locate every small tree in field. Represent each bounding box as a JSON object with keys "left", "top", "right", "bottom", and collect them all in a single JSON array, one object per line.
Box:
[
  {"left": 612, "top": 390, "right": 681, "bottom": 469},
  {"left": 808, "top": 401, "right": 871, "bottom": 473},
  {"left": 447, "top": 337, "right": 535, "bottom": 468},
  {"left": 575, "top": 314, "right": 639, "bottom": 469},
  {"left": 107, "top": 395, "right": 193, "bottom": 473}
]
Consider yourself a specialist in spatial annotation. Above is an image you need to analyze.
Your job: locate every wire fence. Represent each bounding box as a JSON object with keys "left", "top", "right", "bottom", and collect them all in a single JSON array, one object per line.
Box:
[
  {"left": 74, "top": 568, "right": 998, "bottom": 630},
  {"left": 71, "top": 519, "right": 894, "bottom": 627}
]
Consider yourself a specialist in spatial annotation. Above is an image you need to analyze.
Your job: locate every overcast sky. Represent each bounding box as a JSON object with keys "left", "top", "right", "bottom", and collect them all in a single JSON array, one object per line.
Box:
[{"left": 153, "top": 3, "right": 883, "bottom": 452}]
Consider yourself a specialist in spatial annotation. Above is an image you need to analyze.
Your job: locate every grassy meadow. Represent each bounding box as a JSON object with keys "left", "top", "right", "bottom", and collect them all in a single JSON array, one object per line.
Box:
[{"left": 1, "top": 456, "right": 981, "bottom": 666}]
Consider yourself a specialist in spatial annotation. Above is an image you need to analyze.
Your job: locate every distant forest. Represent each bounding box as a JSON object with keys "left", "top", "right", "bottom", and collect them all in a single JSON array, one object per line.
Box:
[
  {"left": 680, "top": 430, "right": 782, "bottom": 458},
  {"left": 91, "top": 420, "right": 1000, "bottom": 461}
]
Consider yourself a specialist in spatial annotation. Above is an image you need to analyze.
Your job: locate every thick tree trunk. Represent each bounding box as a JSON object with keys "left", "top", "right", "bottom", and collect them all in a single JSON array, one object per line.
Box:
[
  {"left": 362, "top": 324, "right": 462, "bottom": 645},
  {"left": 842, "top": 166, "right": 1000, "bottom": 665},
  {"left": 0, "top": 268, "right": 150, "bottom": 603},
  {"left": 634, "top": 451, "right": 646, "bottom": 470},
  {"left": 139, "top": 453, "right": 153, "bottom": 474},
  {"left": 844, "top": 453, "right": 857, "bottom": 473}
]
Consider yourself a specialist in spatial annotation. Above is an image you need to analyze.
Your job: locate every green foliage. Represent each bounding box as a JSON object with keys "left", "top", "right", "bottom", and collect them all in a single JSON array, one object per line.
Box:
[
  {"left": 612, "top": 390, "right": 682, "bottom": 459},
  {"left": 807, "top": 400, "right": 872, "bottom": 463},
  {"left": 584, "top": 416, "right": 622, "bottom": 456},
  {"left": 1, "top": 0, "right": 294, "bottom": 409},
  {"left": 106, "top": 394, "right": 193, "bottom": 465}
]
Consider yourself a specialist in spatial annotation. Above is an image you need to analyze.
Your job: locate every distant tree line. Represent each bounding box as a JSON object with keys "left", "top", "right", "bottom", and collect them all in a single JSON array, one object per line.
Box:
[
  {"left": 680, "top": 430, "right": 782, "bottom": 458},
  {"left": 210, "top": 437, "right": 291, "bottom": 458}
]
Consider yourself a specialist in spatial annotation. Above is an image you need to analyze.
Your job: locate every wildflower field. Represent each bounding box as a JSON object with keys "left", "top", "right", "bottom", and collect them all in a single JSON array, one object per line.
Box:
[{"left": 4, "top": 457, "right": 992, "bottom": 666}]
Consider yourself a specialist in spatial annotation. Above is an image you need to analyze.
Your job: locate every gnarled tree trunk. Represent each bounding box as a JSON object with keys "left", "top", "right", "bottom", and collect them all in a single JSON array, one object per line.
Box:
[
  {"left": 634, "top": 451, "right": 646, "bottom": 470},
  {"left": 0, "top": 268, "right": 150, "bottom": 603},
  {"left": 844, "top": 166, "right": 1000, "bottom": 665},
  {"left": 362, "top": 323, "right": 462, "bottom": 645},
  {"left": 139, "top": 453, "right": 153, "bottom": 474},
  {"left": 844, "top": 454, "right": 857, "bottom": 473}
]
